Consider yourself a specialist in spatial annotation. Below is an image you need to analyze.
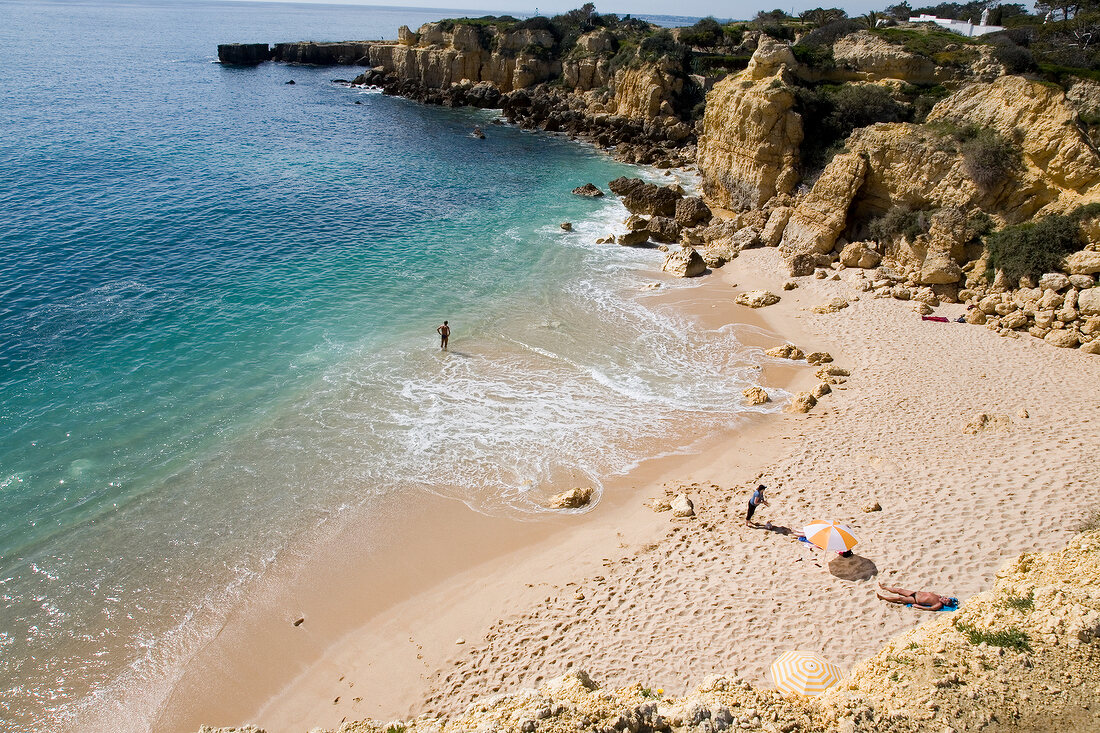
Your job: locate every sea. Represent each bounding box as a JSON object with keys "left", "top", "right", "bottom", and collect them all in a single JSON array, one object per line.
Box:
[{"left": 0, "top": 1, "right": 780, "bottom": 730}]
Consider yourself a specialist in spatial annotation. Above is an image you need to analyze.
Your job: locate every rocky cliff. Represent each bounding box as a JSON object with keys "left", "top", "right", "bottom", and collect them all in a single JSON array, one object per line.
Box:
[{"left": 198, "top": 531, "right": 1100, "bottom": 733}]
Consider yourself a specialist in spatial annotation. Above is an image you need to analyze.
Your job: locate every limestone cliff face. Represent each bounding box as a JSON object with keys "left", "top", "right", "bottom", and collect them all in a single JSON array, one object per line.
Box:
[
  {"left": 928, "top": 76, "right": 1100, "bottom": 206},
  {"left": 780, "top": 76, "right": 1100, "bottom": 268},
  {"left": 611, "top": 64, "right": 682, "bottom": 120},
  {"left": 696, "top": 39, "right": 803, "bottom": 210},
  {"left": 366, "top": 22, "right": 558, "bottom": 93},
  {"left": 831, "top": 31, "right": 940, "bottom": 84}
]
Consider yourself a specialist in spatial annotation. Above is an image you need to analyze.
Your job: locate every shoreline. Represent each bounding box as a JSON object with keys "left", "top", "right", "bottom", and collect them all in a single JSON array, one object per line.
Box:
[
  {"left": 149, "top": 261, "right": 827, "bottom": 733},
  {"left": 182, "top": 244, "right": 1099, "bottom": 732}
]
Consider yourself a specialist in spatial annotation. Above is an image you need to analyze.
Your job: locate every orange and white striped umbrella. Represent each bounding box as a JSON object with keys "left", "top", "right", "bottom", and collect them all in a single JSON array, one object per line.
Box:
[
  {"left": 802, "top": 520, "right": 858, "bottom": 553},
  {"left": 771, "top": 650, "right": 843, "bottom": 696}
]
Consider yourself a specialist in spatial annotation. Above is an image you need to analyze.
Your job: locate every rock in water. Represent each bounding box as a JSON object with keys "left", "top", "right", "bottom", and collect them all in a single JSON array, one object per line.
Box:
[
  {"left": 662, "top": 245, "right": 706, "bottom": 278},
  {"left": 742, "top": 386, "right": 770, "bottom": 405},
  {"left": 607, "top": 177, "right": 682, "bottom": 216},
  {"left": 560, "top": 222, "right": 573, "bottom": 232},
  {"left": 285, "top": 79, "right": 296, "bottom": 85},
  {"left": 572, "top": 183, "right": 604, "bottom": 197},
  {"left": 670, "top": 494, "right": 695, "bottom": 517},
  {"left": 549, "top": 487, "right": 594, "bottom": 509},
  {"left": 217, "top": 42, "right": 272, "bottom": 65},
  {"left": 734, "top": 290, "right": 780, "bottom": 308}
]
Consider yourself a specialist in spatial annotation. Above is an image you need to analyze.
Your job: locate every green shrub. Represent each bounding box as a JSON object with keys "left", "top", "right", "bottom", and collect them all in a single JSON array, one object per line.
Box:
[
  {"left": 792, "top": 43, "right": 836, "bottom": 68},
  {"left": 909, "top": 83, "right": 951, "bottom": 122},
  {"left": 868, "top": 206, "right": 930, "bottom": 241},
  {"left": 1038, "top": 63, "right": 1100, "bottom": 86},
  {"left": 958, "top": 127, "right": 1021, "bottom": 189},
  {"left": 690, "top": 54, "right": 751, "bottom": 75},
  {"left": 798, "top": 18, "right": 861, "bottom": 49},
  {"left": 873, "top": 26, "right": 977, "bottom": 59},
  {"left": 638, "top": 30, "right": 688, "bottom": 65},
  {"left": 795, "top": 84, "right": 904, "bottom": 172},
  {"left": 985, "top": 214, "right": 1083, "bottom": 282},
  {"left": 1003, "top": 592, "right": 1035, "bottom": 611},
  {"left": 680, "top": 17, "right": 723, "bottom": 48},
  {"left": 954, "top": 622, "right": 1032, "bottom": 652}
]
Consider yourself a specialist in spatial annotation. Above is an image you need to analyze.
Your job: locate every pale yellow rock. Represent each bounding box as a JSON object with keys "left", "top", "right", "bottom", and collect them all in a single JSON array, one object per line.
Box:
[
  {"left": 928, "top": 76, "right": 1100, "bottom": 200},
  {"left": 697, "top": 41, "right": 802, "bottom": 210},
  {"left": 1067, "top": 251, "right": 1100, "bottom": 275},
  {"left": 812, "top": 297, "right": 849, "bottom": 314},
  {"left": 1077, "top": 287, "right": 1100, "bottom": 316},
  {"left": 670, "top": 494, "right": 695, "bottom": 518},
  {"left": 832, "top": 31, "right": 938, "bottom": 83},
  {"left": 781, "top": 151, "right": 867, "bottom": 256},
  {"left": 1045, "top": 330, "right": 1080, "bottom": 348},
  {"left": 734, "top": 290, "right": 780, "bottom": 308},
  {"left": 549, "top": 487, "right": 594, "bottom": 509},
  {"left": 805, "top": 351, "right": 833, "bottom": 365},
  {"left": 742, "top": 386, "right": 770, "bottom": 405},
  {"left": 811, "top": 381, "right": 832, "bottom": 399},
  {"left": 786, "top": 392, "right": 817, "bottom": 413},
  {"left": 765, "top": 343, "right": 804, "bottom": 360}
]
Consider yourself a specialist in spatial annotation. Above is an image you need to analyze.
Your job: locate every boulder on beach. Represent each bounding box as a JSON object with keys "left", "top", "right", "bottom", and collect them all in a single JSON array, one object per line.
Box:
[
  {"left": 765, "top": 343, "right": 804, "bottom": 360},
  {"left": 662, "top": 245, "right": 706, "bottom": 278},
  {"left": 670, "top": 494, "right": 695, "bottom": 517},
  {"left": 805, "top": 351, "right": 833, "bottom": 365},
  {"left": 786, "top": 392, "right": 817, "bottom": 413},
  {"left": 812, "top": 297, "right": 849, "bottom": 314},
  {"left": 549, "top": 487, "right": 594, "bottom": 509},
  {"left": 735, "top": 290, "right": 780, "bottom": 308},
  {"left": 572, "top": 183, "right": 604, "bottom": 197},
  {"left": 742, "top": 386, "right": 770, "bottom": 405}
]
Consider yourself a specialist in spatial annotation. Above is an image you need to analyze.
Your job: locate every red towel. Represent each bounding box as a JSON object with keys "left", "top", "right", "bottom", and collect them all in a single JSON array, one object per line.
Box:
[{"left": 921, "top": 316, "right": 949, "bottom": 322}]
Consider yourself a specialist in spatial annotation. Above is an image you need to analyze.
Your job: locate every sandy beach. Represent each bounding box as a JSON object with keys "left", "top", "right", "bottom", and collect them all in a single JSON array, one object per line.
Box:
[{"left": 167, "top": 243, "right": 1100, "bottom": 733}]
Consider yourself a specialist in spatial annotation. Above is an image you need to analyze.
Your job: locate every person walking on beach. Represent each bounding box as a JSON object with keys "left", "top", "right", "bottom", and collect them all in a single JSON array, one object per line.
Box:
[
  {"left": 437, "top": 320, "right": 450, "bottom": 350},
  {"left": 746, "top": 484, "right": 769, "bottom": 527}
]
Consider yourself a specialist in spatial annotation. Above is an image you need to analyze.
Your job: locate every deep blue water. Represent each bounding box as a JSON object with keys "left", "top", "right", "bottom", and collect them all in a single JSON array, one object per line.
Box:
[{"left": 0, "top": 1, "right": 766, "bottom": 730}]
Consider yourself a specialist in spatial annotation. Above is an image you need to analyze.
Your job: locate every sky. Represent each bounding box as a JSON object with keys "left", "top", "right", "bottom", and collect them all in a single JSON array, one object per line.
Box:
[{"left": 231, "top": 0, "right": 934, "bottom": 22}]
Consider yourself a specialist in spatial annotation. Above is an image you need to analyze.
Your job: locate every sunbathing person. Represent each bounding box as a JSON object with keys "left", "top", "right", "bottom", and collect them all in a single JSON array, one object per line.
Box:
[{"left": 877, "top": 583, "right": 958, "bottom": 611}]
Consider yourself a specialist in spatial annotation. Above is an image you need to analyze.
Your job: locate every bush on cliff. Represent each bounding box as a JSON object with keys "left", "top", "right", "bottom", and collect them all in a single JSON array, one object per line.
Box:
[
  {"left": 680, "top": 17, "right": 723, "bottom": 49},
  {"left": 795, "top": 83, "right": 904, "bottom": 172},
  {"left": 639, "top": 30, "right": 689, "bottom": 65},
  {"left": 985, "top": 214, "right": 1083, "bottom": 282},
  {"left": 868, "top": 206, "right": 931, "bottom": 242}
]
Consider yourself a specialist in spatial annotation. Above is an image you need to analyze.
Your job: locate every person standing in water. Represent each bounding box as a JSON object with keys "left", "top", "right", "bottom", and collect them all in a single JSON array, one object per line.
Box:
[{"left": 437, "top": 320, "right": 450, "bottom": 350}]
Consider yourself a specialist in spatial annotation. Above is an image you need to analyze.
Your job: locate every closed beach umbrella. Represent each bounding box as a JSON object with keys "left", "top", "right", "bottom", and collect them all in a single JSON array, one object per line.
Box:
[
  {"left": 802, "top": 519, "right": 858, "bottom": 553},
  {"left": 771, "top": 650, "right": 843, "bottom": 696}
]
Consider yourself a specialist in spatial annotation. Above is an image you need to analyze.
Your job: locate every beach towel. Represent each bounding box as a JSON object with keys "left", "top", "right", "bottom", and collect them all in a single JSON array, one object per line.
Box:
[
  {"left": 906, "top": 602, "right": 958, "bottom": 612},
  {"left": 921, "top": 316, "right": 949, "bottom": 323}
]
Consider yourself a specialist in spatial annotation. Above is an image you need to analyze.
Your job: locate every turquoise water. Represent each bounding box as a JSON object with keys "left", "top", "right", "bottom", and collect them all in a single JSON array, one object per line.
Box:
[{"left": 0, "top": 1, "right": 772, "bottom": 730}]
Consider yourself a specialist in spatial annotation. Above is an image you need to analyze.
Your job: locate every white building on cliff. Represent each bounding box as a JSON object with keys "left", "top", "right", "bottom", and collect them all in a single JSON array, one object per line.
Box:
[{"left": 909, "top": 9, "right": 1005, "bottom": 36}]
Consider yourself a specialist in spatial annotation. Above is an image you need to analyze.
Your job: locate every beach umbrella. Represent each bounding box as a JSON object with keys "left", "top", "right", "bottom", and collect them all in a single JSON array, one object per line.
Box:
[
  {"left": 802, "top": 519, "right": 858, "bottom": 553},
  {"left": 771, "top": 650, "right": 843, "bottom": 696}
]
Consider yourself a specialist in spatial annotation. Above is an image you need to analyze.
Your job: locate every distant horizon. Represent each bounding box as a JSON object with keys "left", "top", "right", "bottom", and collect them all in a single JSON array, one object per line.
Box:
[{"left": 218, "top": 0, "right": 1033, "bottom": 23}]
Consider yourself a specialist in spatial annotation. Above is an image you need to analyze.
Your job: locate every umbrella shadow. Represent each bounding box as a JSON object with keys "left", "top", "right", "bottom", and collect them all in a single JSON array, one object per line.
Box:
[{"left": 828, "top": 553, "right": 878, "bottom": 581}]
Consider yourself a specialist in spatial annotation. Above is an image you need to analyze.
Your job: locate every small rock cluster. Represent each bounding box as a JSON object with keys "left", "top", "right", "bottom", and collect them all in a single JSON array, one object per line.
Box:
[{"left": 763, "top": 344, "right": 849, "bottom": 414}]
